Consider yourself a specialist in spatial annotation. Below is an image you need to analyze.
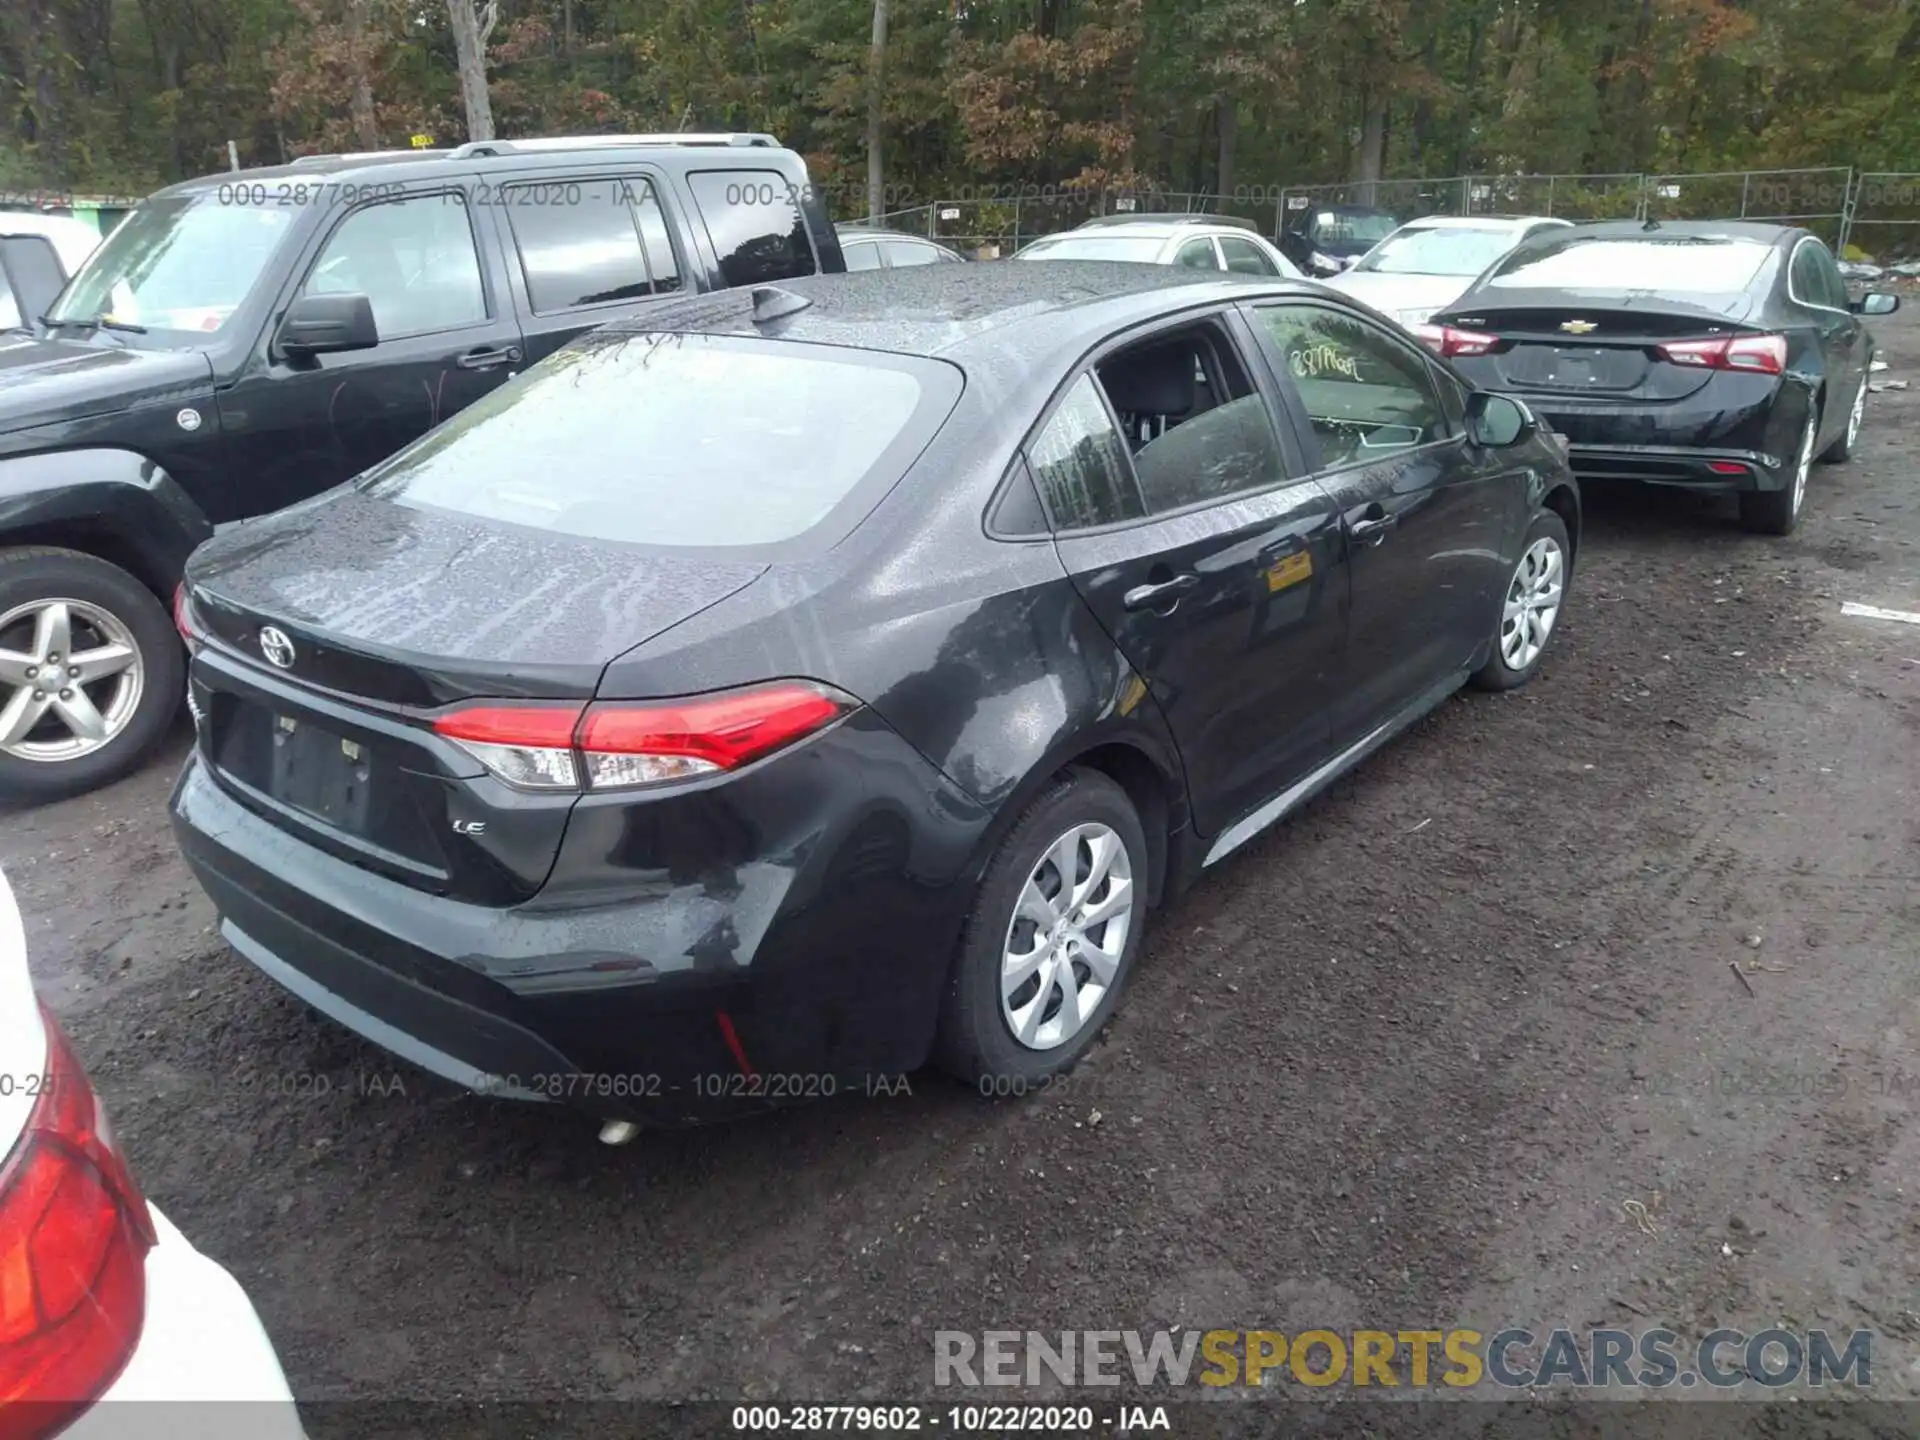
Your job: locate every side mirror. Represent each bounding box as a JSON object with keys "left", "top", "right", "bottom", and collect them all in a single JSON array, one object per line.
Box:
[
  {"left": 1465, "top": 390, "right": 1535, "bottom": 448},
  {"left": 0, "top": 235, "right": 69, "bottom": 327},
  {"left": 277, "top": 292, "right": 378, "bottom": 357},
  {"left": 1852, "top": 292, "right": 1900, "bottom": 316}
]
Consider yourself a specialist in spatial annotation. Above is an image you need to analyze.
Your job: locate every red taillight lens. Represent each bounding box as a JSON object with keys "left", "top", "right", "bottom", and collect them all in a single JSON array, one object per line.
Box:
[
  {"left": 1413, "top": 323, "right": 1500, "bottom": 358},
  {"left": 431, "top": 682, "right": 853, "bottom": 792},
  {"left": 1656, "top": 333, "right": 1786, "bottom": 376},
  {"left": 0, "top": 1009, "right": 154, "bottom": 1439},
  {"left": 171, "top": 584, "right": 201, "bottom": 653}
]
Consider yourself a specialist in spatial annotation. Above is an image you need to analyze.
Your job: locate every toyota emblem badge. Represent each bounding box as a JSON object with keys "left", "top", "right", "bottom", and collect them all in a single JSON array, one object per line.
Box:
[{"left": 259, "top": 626, "right": 297, "bottom": 669}]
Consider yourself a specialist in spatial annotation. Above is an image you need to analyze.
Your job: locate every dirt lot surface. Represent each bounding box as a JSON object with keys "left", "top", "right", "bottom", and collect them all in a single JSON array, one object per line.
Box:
[{"left": 4, "top": 315, "right": 1919, "bottom": 1433}]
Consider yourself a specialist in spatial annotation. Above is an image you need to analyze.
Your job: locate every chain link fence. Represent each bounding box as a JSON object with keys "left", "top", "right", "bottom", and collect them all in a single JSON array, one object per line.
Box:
[{"left": 867, "top": 166, "right": 1913, "bottom": 259}]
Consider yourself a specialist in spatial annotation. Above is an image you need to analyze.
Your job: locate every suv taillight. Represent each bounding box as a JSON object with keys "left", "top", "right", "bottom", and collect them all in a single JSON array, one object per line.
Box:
[
  {"left": 1656, "top": 333, "right": 1787, "bottom": 375},
  {"left": 0, "top": 1008, "right": 155, "bottom": 1439},
  {"left": 1413, "top": 323, "right": 1500, "bottom": 358},
  {"left": 431, "top": 681, "right": 855, "bottom": 792}
]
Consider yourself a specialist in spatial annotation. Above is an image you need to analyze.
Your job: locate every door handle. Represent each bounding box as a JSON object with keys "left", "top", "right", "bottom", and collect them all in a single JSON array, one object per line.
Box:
[
  {"left": 1346, "top": 503, "right": 1398, "bottom": 547},
  {"left": 457, "top": 345, "right": 522, "bottom": 370},
  {"left": 1123, "top": 573, "right": 1200, "bottom": 612}
]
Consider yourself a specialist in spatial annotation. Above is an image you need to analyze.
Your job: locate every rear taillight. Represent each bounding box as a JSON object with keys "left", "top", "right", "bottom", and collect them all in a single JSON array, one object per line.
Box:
[
  {"left": 431, "top": 681, "right": 855, "bottom": 793},
  {"left": 0, "top": 1008, "right": 155, "bottom": 1439},
  {"left": 1413, "top": 323, "right": 1500, "bottom": 359},
  {"left": 1656, "top": 334, "right": 1787, "bottom": 375},
  {"left": 171, "top": 583, "right": 201, "bottom": 654}
]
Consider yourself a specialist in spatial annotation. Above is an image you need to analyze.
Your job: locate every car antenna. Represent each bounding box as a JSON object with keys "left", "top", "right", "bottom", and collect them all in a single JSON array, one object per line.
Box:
[{"left": 751, "top": 286, "right": 812, "bottom": 323}]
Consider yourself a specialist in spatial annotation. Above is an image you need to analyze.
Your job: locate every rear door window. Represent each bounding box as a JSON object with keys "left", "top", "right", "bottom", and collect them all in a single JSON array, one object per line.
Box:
[
  {"left": 843, "top": 241, "right": 882, "bottom": 271},
  {"left": 359, "top": 333, "right": 956, "bottom": 550},
  {"left": 1026, "top": 373, "right": 1145, "bottom": 529},
  {"left": 688, "top": 170, "right": 817, "bottom": 287},
  {"left": 1218, "top": 236, "right": 1278, "bottom": 275},
  {"left": 1174, "top": 238, "right": 1221, "bottom": 270},
  {"left": 503, "top": 177, "right": 680, "bottom": 312},
  {"left": 883, "top": 239, "right": 943, "bottom": 268}
]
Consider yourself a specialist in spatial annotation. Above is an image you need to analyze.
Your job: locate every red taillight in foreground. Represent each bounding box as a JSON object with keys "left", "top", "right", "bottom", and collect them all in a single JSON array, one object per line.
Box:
[
  {"left": 1656, "top": 333, "right": 1787, "bottom": 376},
  {"left": 1413, "top": 323, "right": 1500, "bottom": 359},
  {"left": 0, "top": 1009, "right": 155, "bottom": 1440},
  {"left": 431, "top": 681, "right": 855, "bottom": 792}
]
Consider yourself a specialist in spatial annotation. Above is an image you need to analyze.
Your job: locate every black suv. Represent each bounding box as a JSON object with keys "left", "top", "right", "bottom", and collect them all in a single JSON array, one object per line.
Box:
[{"left": 0, "top": 133, "right": 843, "bottom": 801}]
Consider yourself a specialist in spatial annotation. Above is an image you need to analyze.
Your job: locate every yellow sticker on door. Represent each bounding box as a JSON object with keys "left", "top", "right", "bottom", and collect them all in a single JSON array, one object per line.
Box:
[{"left": 1265, "top": 552, "right": 1314, "bottom": 593}]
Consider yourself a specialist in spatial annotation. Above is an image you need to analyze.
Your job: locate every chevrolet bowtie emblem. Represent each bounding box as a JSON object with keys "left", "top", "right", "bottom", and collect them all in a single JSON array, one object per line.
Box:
[{"left": 1560, "top": 319, "right": 1598, "bottom": 335}]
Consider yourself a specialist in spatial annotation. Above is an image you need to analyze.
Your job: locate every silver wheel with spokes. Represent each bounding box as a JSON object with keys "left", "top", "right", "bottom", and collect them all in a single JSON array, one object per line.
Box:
[
  {"left": 1846, "top": 384, "right": 1864, "bottom": 453},
  {"left": 1498, "top": 536, "right": 1565, "bottom": 673},
  {"left": 0, "top": 597, "right": 145, "bottom": 763},
  {"left": 1001, "top": 821, "right": 1134, "bottom": 1051}
]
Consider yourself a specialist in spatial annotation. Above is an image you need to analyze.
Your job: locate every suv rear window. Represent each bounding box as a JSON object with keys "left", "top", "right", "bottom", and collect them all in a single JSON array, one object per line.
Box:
[
  {"left": 360, "top": 333, "right": 955, "bottom": 549},
  {"left": 1489, "top": 235, "right": 1771, "bottom": 294},
  {"left": 688, "top": 170, "right": 816, "bottom": 287}
]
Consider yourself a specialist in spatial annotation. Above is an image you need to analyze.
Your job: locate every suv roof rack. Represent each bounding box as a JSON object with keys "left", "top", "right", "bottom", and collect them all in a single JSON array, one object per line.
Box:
[
  {"left": 290, "top": 149, "right": 449, "bottom": 165},
  {"left": 1077, "top": 212, "right": 1257, "bottom": 231},
  {"left": 447, "top": 133, "right": 779, "bottom": 160}
]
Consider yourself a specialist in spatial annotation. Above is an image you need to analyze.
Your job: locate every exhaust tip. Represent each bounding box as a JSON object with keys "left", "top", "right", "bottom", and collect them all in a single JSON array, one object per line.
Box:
[{"left": 598, "top": 1119, "right": 640, "bottom": 1147}]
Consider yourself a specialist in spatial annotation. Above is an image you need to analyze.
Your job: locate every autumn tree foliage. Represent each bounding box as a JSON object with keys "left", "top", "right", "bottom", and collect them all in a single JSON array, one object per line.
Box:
[{"left": 3, "top": 0, "right": 1917, "bottom": 203}]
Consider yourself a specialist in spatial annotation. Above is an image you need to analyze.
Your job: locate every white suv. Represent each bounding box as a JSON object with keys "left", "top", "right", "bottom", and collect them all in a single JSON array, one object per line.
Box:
[
  {"left": 0, "top": 867, "right": 303, "bottom": 1440},
  {"left": 1015, "top": 215, "right": 1303, "bottom": 277}
]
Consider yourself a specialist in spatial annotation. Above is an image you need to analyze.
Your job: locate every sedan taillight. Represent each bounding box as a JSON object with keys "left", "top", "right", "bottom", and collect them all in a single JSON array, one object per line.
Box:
[
  {"left": 431, "top": 681, "right": 855, "bottom": 792},
  {"left": 0, "top": 1008, "right": 155, "bottom": 1440},
  {"left": 171, "top": 584, "right": 202, "bottom": 655},
  {"left": 1413, "top": 323, "right": 1500, "bottom": 358},
  {"left": 1656, "top": 333, "right": 1787, "bottom": 375}
]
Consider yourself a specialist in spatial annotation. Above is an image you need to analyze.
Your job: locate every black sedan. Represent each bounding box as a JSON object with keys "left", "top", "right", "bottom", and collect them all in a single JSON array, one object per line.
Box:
[
  {"left": 169, "top": 264, "right": 1578, "bottom": 1125},
  {"left": 1422, "top": 220, "right": 1900, "bottom": 535}
]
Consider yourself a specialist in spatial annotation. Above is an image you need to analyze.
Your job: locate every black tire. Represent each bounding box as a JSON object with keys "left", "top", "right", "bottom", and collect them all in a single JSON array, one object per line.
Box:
[
  {"left": 935, "top": 768, "right": 1149, "bottom": 1088},
  {"left": 1741, "top": 412, "right": 1817, "bottom": 536},
  {"left": 0, "top": 547, "right": 184, "bottom": 804},
  {"left": 1470, "top": 509, "right": 1572, "bottom": 693},
  {"left": 1821, "top": 380, "right": 1864, "bottom": 464}
]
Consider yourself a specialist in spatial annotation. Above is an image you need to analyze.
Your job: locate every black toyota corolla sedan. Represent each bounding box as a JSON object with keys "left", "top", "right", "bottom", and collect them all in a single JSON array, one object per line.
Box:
[
  {"left": 170, "top": 263, "right": 1578, "bottom": 1125},
  {"left": 1421, "top": 220, "right": 1900, "bottom": 535}
]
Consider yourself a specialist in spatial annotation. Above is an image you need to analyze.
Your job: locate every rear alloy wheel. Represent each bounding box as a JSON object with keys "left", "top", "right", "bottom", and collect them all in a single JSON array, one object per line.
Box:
[
  {"left": 1740, "top": 414, "right": 1817, "bottom": 536},
  {"left": 1821, "top": 381, "right": 1864, "bottom": 463},
  {"left": 1471, "top": 510, "right": 1571, "bottom": 692},
  {"left": 0, "top": 548, "right": 183, "bottom": 803},
  {"left": 936, "top": 769, "right": 1148, "bottom": 1086}
]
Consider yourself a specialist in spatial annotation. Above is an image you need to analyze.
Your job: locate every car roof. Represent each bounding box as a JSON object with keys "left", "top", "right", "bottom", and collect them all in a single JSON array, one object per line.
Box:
[
  {"left": 595, "top": 262, "right": 1310, "bottom": 366},
  {"left": 835, "top": 226, "right": 947, "bottom": 243},
  {"left": 1544, "top": 218, "right": 1800, "bottom": 246},
  {"left": 1396, "top": 214, "right": 1567, "bottom": 232},
  {"left": 1071, "top": 215, "right": 1261, "bottom": 236},
  {"left": 152, "top": 133, "right": 798, "bottom": 196}
]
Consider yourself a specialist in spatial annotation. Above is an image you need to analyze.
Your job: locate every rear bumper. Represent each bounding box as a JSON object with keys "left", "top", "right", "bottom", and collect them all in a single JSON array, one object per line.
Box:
[
  {"left": 72, "top": 1205, "right": 304, "bottom": 1439},
  {"left": 1561, "top": 443, "right": 1780, "bottom": 490},
  {"left": 169, "top": 715, "right": 993, "bottom": 1124}
]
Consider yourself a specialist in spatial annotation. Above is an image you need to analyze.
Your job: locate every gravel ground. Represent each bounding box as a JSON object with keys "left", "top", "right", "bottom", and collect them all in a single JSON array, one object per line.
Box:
[{"left": 4, "top": 313, "right": 1918, "bottom": 1433}]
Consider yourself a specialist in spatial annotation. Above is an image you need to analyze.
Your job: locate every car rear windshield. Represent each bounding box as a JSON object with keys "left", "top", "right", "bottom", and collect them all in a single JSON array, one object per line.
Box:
[
  {"left": 1355, "top": 225, "right": 1527, "bottom": 277},
  {"left": 359, "top": 333, "right": 958, "bottom": 549},
  {"left": 1018, "top": 235, "right": 1165, "bottom": 262},
  {"left": 1487, "top": 235, "right": 1772, "bottom": 294}
]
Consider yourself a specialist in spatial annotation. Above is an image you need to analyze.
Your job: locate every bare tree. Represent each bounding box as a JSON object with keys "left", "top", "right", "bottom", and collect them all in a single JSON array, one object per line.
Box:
[
  {"left": 866, "top": 0, "right": 888, "bottom": 222},
  {"left": 345, "top": 0, "right": 378, "bottom": 150},
  {"left": 446, "top": 0, "right": 497, "bottom": 142}
]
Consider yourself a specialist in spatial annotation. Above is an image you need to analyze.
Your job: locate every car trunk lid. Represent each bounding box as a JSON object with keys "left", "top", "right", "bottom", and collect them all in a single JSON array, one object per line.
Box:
[
  {"left": 1439, "top": 291, "right": 1760, "bottom": 401},
  {"left": 184, "top": 492, "right": 766, "bottom": 902}
]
